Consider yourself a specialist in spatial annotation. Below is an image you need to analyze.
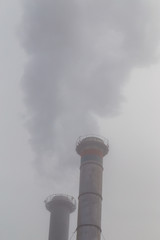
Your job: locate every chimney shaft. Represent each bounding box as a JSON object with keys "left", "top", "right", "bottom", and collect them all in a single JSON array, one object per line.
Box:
[
  {"left": 45, "top": 194, "right": 76, "bottom": 240},
  {"left": 76, "top": 136, "right": 109, "bottom": 240}
]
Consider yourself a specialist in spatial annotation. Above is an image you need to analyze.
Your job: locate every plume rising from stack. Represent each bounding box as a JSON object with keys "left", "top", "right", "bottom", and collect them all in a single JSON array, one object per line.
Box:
[{"left": 21, "top": 0, "right": 160, "bottom": 181}]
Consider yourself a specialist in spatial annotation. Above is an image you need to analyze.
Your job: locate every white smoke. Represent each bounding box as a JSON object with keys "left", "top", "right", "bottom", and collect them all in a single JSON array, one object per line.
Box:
[{"left": 20, "top": 0, "right": 160, "bottom": 181}]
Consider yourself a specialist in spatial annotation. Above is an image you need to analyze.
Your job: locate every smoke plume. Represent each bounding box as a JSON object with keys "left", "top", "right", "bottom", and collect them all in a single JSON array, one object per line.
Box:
[{"left": 21, "top": 0, "right": 159, "bottom": 180}]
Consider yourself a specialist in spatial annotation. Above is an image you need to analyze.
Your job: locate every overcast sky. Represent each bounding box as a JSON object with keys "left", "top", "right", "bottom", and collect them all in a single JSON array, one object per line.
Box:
[{"left": 0, "top": 0, "right": 160, "bottom": 240}]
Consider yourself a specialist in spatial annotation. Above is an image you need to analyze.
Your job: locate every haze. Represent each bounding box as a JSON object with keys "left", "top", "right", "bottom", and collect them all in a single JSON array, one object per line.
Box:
[{"left": 0, "top": 0, "right": 160, "bottom": 240}]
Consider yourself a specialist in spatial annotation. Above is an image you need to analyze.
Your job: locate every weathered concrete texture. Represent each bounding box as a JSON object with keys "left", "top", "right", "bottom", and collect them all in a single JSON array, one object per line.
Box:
[
  {"left": 78, "top": 193, "right": 102, "bottom": 228},
  {"left": 76, "top": 136, "right": 109, "bottom": 240},
  {"left": 45, "top": 195, "right": 76, "bottom": 240},
  {"left": 77, "top": 226, "right": 101, "bottom": 240},
  {"left": 79, "top": 161, "right": 103, "bottom": 195},
  {"left": 49, "top": 206, "right": 70, "bottom": 240},
  {"left": 77, "top": 161, "right": 102, "bottom": 240}
]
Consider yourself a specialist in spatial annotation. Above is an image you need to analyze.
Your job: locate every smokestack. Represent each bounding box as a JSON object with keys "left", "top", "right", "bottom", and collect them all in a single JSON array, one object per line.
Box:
[
  {"left": 76, "top": 136, "right": 109, "bottom": 240},
  {"left": 45, "top": 194, "right": 76, "bottom": 240}
]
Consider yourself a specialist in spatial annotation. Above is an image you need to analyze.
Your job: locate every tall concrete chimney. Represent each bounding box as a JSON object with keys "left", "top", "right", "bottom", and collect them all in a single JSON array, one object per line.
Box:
[
  {"left": 45, "top": 194, "right": 76, "bottom": 240},
  {"left": 76, "top": 136, "right": 109, "bottom": 240}
]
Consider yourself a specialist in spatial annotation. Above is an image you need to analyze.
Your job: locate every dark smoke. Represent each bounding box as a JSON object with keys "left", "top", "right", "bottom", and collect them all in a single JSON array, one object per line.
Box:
[{"left": 20, "top": 0, "right": 159, "bottom": 180}]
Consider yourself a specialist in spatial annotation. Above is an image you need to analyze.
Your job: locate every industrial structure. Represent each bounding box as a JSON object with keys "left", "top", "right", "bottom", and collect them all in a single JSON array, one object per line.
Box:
[
  {"left": 45, "top": 135, "right": 109, "bottom": 240},
  {"left": 76, "top": 136, "right": 109, "bottom": 240},
  {"left": 45, "top": 194, "right": 76, "bottom": 240}
]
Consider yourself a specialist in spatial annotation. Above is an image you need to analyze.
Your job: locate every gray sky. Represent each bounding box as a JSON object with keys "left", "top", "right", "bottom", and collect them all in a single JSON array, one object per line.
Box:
[{"left": 0, "top": 0, "right": 160, "bottom": 240}]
